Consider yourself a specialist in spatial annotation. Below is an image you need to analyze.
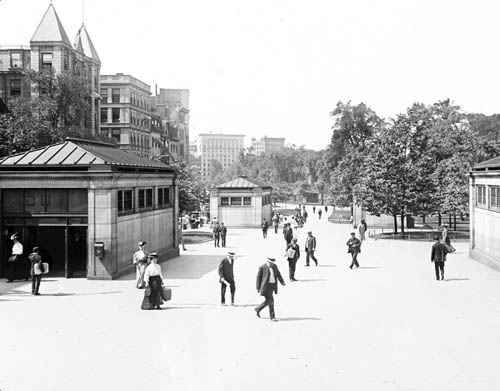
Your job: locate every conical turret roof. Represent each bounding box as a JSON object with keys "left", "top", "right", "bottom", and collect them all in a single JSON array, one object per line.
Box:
[
  {"left": 74, "top": 24, "right": 101, "bottom": 63},
  {"left": 30, "top": 4, "right": 71, "bottom": 45}
]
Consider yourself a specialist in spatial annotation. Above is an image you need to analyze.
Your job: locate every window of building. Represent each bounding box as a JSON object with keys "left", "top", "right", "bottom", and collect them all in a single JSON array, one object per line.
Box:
[
  {"left": 63, "top": 52, "right": 69, "bottom": 71},
  {"left": 477, "top": 185, "right": 486, "bottom": 207},
  {"left": 41, "top": 53, "right": 53, "bottom": 68},
  {"left": 118, "top": 189, "right": 133, "bottom": 213},
  {"left": 100, "top": 108, "right": 107, "bottom": 123},
  {"left": 111, "top": 129, "right": 121, "bottom": 142},
  {"left": 491, "top": 186, "right": 500, "bottom": 209},
  {"left": 101, "top": 88, "right": 108, "bottom": 103},
  {"left": 10, "top": 52, "right": 22, "bottom": 68},
  {"left": 112, "top": 88, "right": 120, "bottom": 103},
  {"left": 221, "top": 197, "right": 229, "bottom": 206},
  {"left": 157, "top": 187, "right": 171, "bottom": 207},
  {"left": 243, "top": 197, "right": 251, "bottom": 206},
  {"left": 10, "top": 78, "right": 21, "bottom": 97},
  {"left": 112, "top": 108, "right": 120, "bottom": 123},
  {"left": 138, "top": 188, "right": 153, "bottom": 209},
  {"left": 231, "top": 197, "right": 242, "bottom": 206}
]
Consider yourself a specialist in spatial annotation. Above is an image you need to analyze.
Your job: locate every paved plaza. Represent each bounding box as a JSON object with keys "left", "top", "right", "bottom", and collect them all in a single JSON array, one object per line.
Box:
[{"left": 1, "top": 210, "right": 500, "bottom": 391}]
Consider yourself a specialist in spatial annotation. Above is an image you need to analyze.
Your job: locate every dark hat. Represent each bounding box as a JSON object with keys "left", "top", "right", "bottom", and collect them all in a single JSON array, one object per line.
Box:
[
  {"left": 267, "top": 256, "right": 276, "bottom": 262},
  {"left": 307, "top": 231, "right": 312, "bottom": 234},
  {"left": 138, "top": 241, "right": 146, "bottom": 246},
  {"left": 350, "top": 231, "right": 356, "bottom": 235},
  {"left": 227, "top": 251, "right": 235, "bottom": 256},
  {"left": 149, "top": 252, "right": 158, "bottom": 257}
]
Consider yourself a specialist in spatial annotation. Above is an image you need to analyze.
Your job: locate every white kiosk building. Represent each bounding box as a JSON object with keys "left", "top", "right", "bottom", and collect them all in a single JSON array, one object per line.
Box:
[
  {"left": 209, "top": 177, "right": 272, "bottom": 228},
  {"left": 469, "top": 156, "right": 500, "bottom": 271}
]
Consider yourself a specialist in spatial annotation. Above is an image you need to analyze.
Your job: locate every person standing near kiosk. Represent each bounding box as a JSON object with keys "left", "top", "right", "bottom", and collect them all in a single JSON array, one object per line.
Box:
[{"left": 133, "top": 241, "right": 149, "bottom": 289}]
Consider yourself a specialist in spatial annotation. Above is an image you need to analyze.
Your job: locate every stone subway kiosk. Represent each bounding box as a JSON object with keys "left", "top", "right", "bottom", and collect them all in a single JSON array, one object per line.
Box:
[{"left": 0, "top": 138, "right": 179, "bottom": 279}]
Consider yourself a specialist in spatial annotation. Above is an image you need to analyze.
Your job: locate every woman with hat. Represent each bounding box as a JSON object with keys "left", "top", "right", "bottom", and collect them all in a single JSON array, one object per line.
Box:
[
  {"left": 133, "top": 241, "right": 149, "bottom": 289},
  {"left": 142, "top": 252, "right": 164, "bottom": 310}
]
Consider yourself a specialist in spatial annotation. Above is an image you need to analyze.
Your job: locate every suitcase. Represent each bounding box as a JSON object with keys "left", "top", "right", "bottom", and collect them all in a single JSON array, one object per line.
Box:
[{"left": 160, "top": 287, "right": 172, "bottom": 301}]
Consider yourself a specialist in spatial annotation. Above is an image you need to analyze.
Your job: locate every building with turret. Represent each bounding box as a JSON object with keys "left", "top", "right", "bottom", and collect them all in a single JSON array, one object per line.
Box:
[{"left": 0, "top": 4, "right": 101, "bottom": 134}]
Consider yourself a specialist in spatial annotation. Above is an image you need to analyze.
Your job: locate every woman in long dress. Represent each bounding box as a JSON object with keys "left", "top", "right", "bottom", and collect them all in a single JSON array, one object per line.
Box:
[
  {"left": 142, "top": 252, "right": 164, "bottom": 310},
  {"left": 133, "top": 241, "right": 149, "bottom": 289}
]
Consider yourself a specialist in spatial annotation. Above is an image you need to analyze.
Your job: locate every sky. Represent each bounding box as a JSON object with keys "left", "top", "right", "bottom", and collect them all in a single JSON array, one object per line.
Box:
[{"left": 1, "top": 0, "right": 500, "bottom": 150}]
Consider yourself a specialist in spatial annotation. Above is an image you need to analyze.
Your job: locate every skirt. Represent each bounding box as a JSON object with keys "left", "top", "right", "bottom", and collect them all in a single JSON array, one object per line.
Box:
[{"left": 141, "top": 275, "right": 164, "bottom": 310}]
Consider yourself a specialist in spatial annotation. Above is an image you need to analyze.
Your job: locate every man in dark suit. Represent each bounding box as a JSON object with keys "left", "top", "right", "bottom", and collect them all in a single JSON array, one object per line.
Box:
[
  {"left": 255, "top": 256, "right": 285, "bottom": 321},
  {"left": 346, "top": 231, "right": 361, "bottom": 269},
  {"left": 283, "top": 223, "right": 293, "bottom": 250},
  {"left": 431, "top": 235, "right": 449, "bottom": 280},
  {"left": 213, "top": 223, "right": 221, "bottom": 247},
  {"left": 218, "top": 251, "right": 236, "bottom": 305},
  {"left": 305, "top": 231, "right": 318, "bottom": 266},
  {"left": 220, "top": 223, "right": 227, "bottom": 247}
]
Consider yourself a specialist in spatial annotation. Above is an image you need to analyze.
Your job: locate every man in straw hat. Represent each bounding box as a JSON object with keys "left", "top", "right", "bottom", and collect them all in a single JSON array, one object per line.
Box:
[
  {"left": 255, "top": 256, "right": 285, "bottom": 321},
  {"left": 218, "top": 251, "right": 236, "bottom": 305}
]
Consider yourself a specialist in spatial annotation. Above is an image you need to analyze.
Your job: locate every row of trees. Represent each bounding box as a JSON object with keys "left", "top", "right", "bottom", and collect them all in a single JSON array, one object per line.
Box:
[{"left": 325, "top": 100, "right": 500, "bottom": 234}]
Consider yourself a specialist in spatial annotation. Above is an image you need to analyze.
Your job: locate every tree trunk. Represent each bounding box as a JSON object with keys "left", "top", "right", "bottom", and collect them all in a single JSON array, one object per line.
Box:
[
  {"left": 453, "top": 213, "right": 457, "bottom": 231},
  {"left": 422, "top": 215, "right": 426, "bottom": 224},
  {"left": 393, "top": 214, "right": 398, "bottom": 235},
  {"left": 438, "top": 212, "right": 442, "bottom": 227},
  {"left": 448, "top": 214, "right": 452, "bottom": 227},
  {"left": 400, "top": 212, "right": 405, "bottom": 238}
]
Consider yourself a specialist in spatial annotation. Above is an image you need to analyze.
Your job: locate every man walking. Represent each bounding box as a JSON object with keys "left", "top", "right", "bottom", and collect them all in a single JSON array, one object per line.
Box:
[
  {"left": 218, "top": 251, "right": 236, "bottom": 305},
  {"left": 358, "top": 219, "right": 367, "bottom": 242},
  {"left": 272, "top": 213, "right": 280, "bottom": 234},
  {"left": 346, "top": 232, "right": 361, "bottom": 269},
  {"left": 255, "top": 257, "right": 285, "bottom": 321},
  {"left": 286, "top": 238, "right": 300, "bottom": 281},
  {"left": 261, "top": 219, "right": 269, "bottom": 238},
  {"left": 213, "top": 222, "right": 221, "bottom": 247},
  {"left": 220, "top": 222, "right": 227, "bottom": 247},
  {"left": 431, "top": 235, "right": 449, "bottom": 281},
  {"left": 305, "top": 231, "right": 318, "bottom": 266},
  {"left": 283, "top": 223, "right": 293, "bottom": 249}
]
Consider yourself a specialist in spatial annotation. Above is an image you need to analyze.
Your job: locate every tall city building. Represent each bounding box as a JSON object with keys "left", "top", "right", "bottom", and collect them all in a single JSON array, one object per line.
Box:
[
  {"left": 100, "top": 73, "right": 158, "bottom": 157},
  {"left": 250, "top": 136, "right": 286, "bottom": 155},
  {"left": 0, "top": 4, "right": 101, "bottom": 134},
  {"left": 199, "top": 133, "right": 245, "bottom": 180},
  {"left": 152, "top": 88, "right": 190, "bottom": 162}
]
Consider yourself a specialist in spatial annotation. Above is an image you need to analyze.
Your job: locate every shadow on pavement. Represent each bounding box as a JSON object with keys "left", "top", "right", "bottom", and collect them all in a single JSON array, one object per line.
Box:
[
  {"left": 232, "top": 303, "right": 260, "bottom": 308},
  {"left": 276, "top": 317, "right": 322, "bottom": 322},
  {"left": 444, "top": 278, "right": 469, "bottom": 281},
  {"left": 118, "top": 255, "right": 224, "bottom": 281},
  {"left": 296, "top": 279, "right": 327, "bottom": 282},
  {"left": 163, "top": 306, "right": 202, "bottom": 310},
  {"left": 164, "top": 255, "right": 227, "bottom": 279}
]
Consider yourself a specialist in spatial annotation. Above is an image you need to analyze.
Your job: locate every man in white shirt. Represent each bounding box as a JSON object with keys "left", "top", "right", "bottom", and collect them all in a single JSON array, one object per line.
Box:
[{"left": 255, "top": 256, "right": 285, "bottom": 321}]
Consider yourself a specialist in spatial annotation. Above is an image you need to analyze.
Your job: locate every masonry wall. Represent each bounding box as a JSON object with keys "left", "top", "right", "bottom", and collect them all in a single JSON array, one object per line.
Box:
[{"left": 116, "top": 208, "right": 175, "bottom": 274}]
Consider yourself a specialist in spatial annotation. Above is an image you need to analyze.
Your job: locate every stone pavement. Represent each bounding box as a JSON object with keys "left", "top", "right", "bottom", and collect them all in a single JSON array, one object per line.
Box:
[{"left": 2, "top": 209, "right": 500, "bottom": 391}]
